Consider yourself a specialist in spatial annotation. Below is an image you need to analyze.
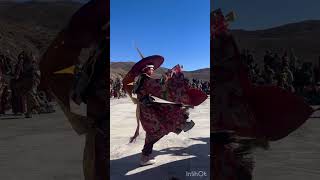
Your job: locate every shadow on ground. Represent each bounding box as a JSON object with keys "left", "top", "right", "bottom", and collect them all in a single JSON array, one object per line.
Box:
[{"left": 110, "top": 137, "right": 210, "bottom": 180}]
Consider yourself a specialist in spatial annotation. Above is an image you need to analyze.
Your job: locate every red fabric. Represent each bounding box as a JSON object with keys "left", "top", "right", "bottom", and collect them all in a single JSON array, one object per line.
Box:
[
  {"left": 234, "top": 39, "right": 314, "bottom": 141},
  {"left": 139, "top": 102, "right": 187, "bottom": 139},
  {"left": 126, "top": 55, "right": 164, "bottom": 78},
  {"left": 135, "top": 69, "right": 207, "bottom": 141},
  {"left": 138, "top": 75, "right": 189, "bottom": 142},
  {"left": 187, "top": 88, "right": 209, "bottom": 106},
  {"left": 124, "top": 64, "right": 207, "bottom": 143},
  {"left": 146, "top": 67, "right": 207, "bottom": 106},
  {"left": 212, "top": 33, "right": 313, "bottom": 141},
  {"left": 211, "top": 13, "right": 228, "bottom": 38},
  {"left": 171, "top": 64, "right": 183, "bottom": 74},
  {"left": 246, "top": 85, "right": 314, "bottom": 141},
  {"left": 215, "top": 16, "right": 228, "bottom": 35}
]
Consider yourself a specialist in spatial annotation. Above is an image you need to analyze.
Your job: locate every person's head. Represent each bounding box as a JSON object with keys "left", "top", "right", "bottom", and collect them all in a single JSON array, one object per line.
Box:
[{"left": 142, "top": 64, "right": 154, "bottom": 76}]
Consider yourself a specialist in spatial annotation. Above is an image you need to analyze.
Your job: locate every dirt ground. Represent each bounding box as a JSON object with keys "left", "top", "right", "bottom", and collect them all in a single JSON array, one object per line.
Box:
[
  {"left": 110, "top": 97, "right": 210, "bottom": 180},
  {"left": 1, "top": 97, "right": 319, "bottom": 180}
]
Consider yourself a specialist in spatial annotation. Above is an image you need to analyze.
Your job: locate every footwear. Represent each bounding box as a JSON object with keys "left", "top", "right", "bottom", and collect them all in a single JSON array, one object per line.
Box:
[
  {"left": 148, "top": 154, "right": 156, "bottom": 160},
  {"left": 140, "top": 155, "right": 156, "bottom": 166},
  {"left": 183, "top": 120, "right": 195, "bottom": 132},
  {"left": 174, "top": 128, "right": 182, "bottom": 134}
]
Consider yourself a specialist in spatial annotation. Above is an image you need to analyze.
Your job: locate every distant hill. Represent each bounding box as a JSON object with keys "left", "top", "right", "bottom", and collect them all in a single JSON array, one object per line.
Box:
[
  {"left": 231, "top": 20, "right": 320, "bottom": 66},
  {"left": 1, "top": 1, "right": 319, "bottom": 78},
  {"left": 110, "top": 61, "right": 210, "bottom": 81},
  {"left": 111, "top": 21, "right": 320, "bottom": 80},
  {"left": 0, "top": 1, "right": 82, "bottom": 61}
]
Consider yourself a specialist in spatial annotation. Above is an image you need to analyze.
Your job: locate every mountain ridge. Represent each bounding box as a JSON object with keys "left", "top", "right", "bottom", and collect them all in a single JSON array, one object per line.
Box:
[
  {"left": 230, "top": 20, "right": 320, "bottom": 66},
  {"left": 110, "top": 61, "right": 210, "bottom": 81}
]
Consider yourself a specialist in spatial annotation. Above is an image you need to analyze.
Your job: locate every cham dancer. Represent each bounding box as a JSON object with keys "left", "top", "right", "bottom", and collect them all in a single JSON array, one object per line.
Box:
[{"left": 123, "top": 55, "right": 208, "bottom": 166}]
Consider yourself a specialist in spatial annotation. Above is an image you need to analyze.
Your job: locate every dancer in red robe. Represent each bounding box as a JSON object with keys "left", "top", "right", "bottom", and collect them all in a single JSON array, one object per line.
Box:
[
  {"left": 123, "top": 55, "right": 207, "bottom": 166},
  {"left": 211, "top": 9, "right": 314, "bottom": 179}
]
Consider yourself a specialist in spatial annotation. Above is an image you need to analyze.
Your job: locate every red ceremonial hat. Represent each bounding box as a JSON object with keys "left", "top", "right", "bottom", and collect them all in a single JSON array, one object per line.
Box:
[
  {"left": 128, "top": 55, "right": 164, "bottom": 78},
  {"left": 123, "top": 55, "right": 164, "bottom": 94}
]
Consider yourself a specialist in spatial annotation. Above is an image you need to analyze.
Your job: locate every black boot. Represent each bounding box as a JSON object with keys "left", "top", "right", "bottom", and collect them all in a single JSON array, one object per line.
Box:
[{"left": 183, "top": 120, "right": 195, "bottom": 132}]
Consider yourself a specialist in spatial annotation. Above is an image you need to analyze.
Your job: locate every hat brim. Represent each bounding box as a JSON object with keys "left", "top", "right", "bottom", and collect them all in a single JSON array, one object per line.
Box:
[
  {"left": 127, "top": 55, "right": 164, "bottom": 77},
  {"left": 122, "top": 55, "right": 164, "bottom": 96}
]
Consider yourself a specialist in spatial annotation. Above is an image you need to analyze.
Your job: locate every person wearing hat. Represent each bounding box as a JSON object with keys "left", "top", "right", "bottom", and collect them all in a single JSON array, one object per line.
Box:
[{"left": 123, "top": 55, "right": 199, "bottom": 166}]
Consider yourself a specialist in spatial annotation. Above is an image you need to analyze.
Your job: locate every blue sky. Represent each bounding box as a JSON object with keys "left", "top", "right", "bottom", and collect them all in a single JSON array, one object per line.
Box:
[
  {"left": 13, "top": 0, "right": 87, "bottom": 2},
  {"left": 111, "top": 0, "right": 210, "bottom": 71},
  {"left": 213, "top": 0, "right": 320, "bottom": 30}
]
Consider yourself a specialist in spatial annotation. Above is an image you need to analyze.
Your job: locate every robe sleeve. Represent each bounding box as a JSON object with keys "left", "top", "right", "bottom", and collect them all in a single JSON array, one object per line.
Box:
[{"left": 143, "top": 72, "right": 206, "bottom": 106}]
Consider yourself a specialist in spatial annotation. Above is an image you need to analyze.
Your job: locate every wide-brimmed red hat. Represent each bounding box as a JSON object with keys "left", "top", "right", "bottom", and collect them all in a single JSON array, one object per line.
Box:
[
  {"left": 128, "top": 55, "right": 164, "bottom": 77},
  {"left": 122, "top": 55, "right": 164, "bottom": 94}
]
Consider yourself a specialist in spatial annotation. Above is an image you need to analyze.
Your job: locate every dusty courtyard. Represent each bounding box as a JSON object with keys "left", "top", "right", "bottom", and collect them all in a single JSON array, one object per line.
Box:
[
  {"left": 110, "top": 97, "right": 211, "bottom": 180},
  {"left": 0, "top": 97, "right": 319, "bottom": 180},
  {"left": 0, "top": 105, "right": 86, "bottom": 180}
]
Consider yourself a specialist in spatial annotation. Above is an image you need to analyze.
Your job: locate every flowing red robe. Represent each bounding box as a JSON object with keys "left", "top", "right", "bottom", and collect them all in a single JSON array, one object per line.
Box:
[
  {"left": 212, "top": 33, "right": 314, "bottom": 141},
  {"left": 136, "top": 73, "right": 189, "bottom": 139}
]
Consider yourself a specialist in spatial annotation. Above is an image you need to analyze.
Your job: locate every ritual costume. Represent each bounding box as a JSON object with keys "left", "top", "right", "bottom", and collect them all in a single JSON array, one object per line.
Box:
[
  {"left": 211, "top": 9, "right": 314, "bottom": 179},
  {"left": 39, "top": 0, "right": 108, "bottom": 179},
  {"left": 123, "top": 56, "right": 207, "bottom": 166}
]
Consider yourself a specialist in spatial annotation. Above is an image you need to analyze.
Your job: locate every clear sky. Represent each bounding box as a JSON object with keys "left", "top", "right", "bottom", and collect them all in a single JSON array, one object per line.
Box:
[
  {"left": 213, "top": 0, "right": 320, "bottom": 30},
  {"left": 13, "top": 0, "right": 87, "bottom": 2},
  {"left": 111, "top": 0, "right": 210, "bottom": 71}
]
